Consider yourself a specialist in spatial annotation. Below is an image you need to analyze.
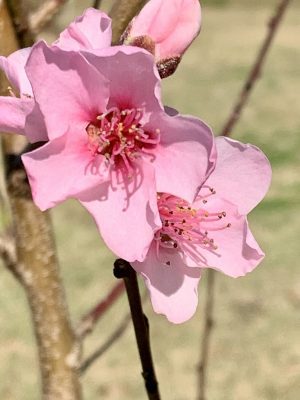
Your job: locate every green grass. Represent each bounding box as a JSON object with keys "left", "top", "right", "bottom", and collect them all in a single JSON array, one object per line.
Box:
[{"left": 1, "top": 1, "right": 300, "bottom": 399}]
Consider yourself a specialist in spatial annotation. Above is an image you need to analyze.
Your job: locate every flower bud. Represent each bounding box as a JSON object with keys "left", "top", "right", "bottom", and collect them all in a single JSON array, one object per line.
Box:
[{"left": 121, "top": 0, "right": 201, "bottom": 78}]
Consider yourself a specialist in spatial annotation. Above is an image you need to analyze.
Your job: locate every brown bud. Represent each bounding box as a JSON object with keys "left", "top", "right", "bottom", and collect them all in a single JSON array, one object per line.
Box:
[{"left": 156, "top": 56, "right": 181, "bottom": 79}]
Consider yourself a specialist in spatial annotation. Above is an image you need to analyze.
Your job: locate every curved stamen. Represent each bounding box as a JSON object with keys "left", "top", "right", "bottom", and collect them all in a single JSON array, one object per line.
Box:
[
  {"left": 86, "top": 107, "right": 160, "bottom": 174},
  {"left": 156, "top": 193, "right": 231, "bottom": 254}
]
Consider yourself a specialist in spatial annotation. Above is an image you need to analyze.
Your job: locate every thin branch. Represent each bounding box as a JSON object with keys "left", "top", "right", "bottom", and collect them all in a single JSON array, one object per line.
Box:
[
  {"left": 109, "top": 0, "right": 147, "bottom": 44},
  {"left": 29, "top": 0, "right": 68, "bottom": 35},
  {"left": 198, "top": 1, "right": 291, "bottom": 399},
  {"left": 114, "top": 259, "right": 161, "bottom": 400},
  {"left": 80, "top": 290, "right": 148, "bottom": 374},
  {"left": 76, "top": 281, "right": 125, "bottom": 340},
  {"left": 221, "top": 0, "right": 292, "bottom": 137},
  {"left": 197, "top": 270, "right": 215, "bottom": 400},
  {"left": 5, "top": 0, "right": 35, "bottom": 47},
  {"left": 93, "top": 0, "right": 102, "bottom": 10},
  {"left": 80, "top": 311, "right": 132, "bottom": 375}
]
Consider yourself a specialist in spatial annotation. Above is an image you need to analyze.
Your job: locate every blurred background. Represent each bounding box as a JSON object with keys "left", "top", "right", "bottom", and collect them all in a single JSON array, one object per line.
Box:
[{"left": 0, "top": 0, "right": 299, "bottom": 399}]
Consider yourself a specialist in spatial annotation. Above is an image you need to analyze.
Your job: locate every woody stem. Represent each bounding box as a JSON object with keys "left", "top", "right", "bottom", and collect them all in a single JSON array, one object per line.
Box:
[{"left": 114, "top": 259, "right": 161, "bottom": 400}]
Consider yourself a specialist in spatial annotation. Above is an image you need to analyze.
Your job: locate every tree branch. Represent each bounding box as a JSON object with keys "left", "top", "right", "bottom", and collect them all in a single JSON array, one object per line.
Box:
[
  {"left": 198, "top": 1, "right": 291, "bottom": 399},
  {"left": 221, "top": 0, "right": 292, "bottom": 137},
  {"left": 29, "top": 0, "right": 68, "bottom": 35},
  {"left": 93, "top": 0, "right": 102, "bottom": 10},
  {"left": 114, "top": 259, "right": 161, "bottom": 400},
  {"left": 197, "top": 269, "right": 215, "bottom": 400},
  {"left": 76, "top": 281, "right": 125, "bottom": 340},
  {"left": 80, "top": 290, "right": 148, "bottom": 375},
  {"left": 109, "top": 0, "right": 146, "bottom": 44},
  {"left": 5, "top": 0, "right": 35, "bottom": 47},
  {"left": 80, "top": 311, "right": 132, "bottom": 375},
  {"left": 1, "top": 1, "right": 82, "bottom": 398}
]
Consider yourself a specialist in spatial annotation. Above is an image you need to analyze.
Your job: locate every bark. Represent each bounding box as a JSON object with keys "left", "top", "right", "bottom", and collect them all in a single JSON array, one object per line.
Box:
[
  {"left": 0, "top": 1, "right": 82, "bottom": 398},
  {"left": 109, "top": 0, "right": 146, "bottom": 44}
]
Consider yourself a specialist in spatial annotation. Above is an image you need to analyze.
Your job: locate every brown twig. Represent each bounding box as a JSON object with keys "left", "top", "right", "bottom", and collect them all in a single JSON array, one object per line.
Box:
[
  {"left": 80, "top": 290, "right": 148, "bottom": 374},
  {"left": 197, "top": 270, "right": 215, "bottom": 400},
  {"left": 114, "top": 259, "right": 161, "bottom": 400},
  {"left": 76, "top": 280, "right": 125, "bottom": 340},
  {"left": 93, "top": 0, "right": 102, "bottom": 10},
  {"left": 80, "top": 311, "right": 132, "bottom": 375},
  {"left": 197, "top": 1, "right": 291, "bottom": 399},
  {"left": 5, "top": 0, "right": 35, "bottom": 47},
  {"left": 109, "top": 0, "right": 146, "bottom": 44},
  {"left": 29, "top": 0, "right": 68, "bottom": 35},
  {"left": 221, "top": 0, "right": 291, "bottom": 137}
]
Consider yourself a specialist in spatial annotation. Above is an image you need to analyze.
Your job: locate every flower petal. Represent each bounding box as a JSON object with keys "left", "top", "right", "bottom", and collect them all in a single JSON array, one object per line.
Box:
[
  {"left": 206, "top": 137, "right": 272, "bottom": 214},
  {"left": 0, "top": 48, "right": 32, "bottom": 95},
  {"left": 81, "top": 46, "right": 163, "bottom": 114},
  {"left": 22, "top": 128, "right": 109, "bottom": 211},
  {"left": 25, "top": 41, "right": 109, "bottom": 140},
  {"left": 128, "top": 0, "right": 201, "bottom": 60},
  {"left": 133, "top": 243, "right": 202, "bottom": 323},
  {"left": 79, "top": 161, "right": 161, "bottom": 262},
  {"left": 0, "top": 96, "right": 33, "bottom": 135},
  {"left": 54, "top": 8, "right": 112, "bottom": 51},
  {"left": 187, "top": 197, "right": 264, "bottom": 277},
  {"left": 145, "top": 112, "right": 216, "bottom": 203}
]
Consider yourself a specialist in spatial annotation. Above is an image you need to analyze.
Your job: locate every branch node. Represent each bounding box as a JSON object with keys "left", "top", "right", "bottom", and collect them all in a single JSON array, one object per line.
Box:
[{"left": 113, "top": 258, "right": 131, "bottom": 279}]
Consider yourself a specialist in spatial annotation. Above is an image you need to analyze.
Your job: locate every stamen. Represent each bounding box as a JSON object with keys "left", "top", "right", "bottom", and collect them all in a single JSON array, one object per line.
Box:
[
  {"left": 155, "top": 193, "right": 231, "bottom": 254},
  {"left": 86, "top": 107, "right": 160, "bottom": 174}
]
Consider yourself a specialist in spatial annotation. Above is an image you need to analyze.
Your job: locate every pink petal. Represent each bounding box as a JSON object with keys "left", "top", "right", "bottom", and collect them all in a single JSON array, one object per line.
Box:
[
  {"left": 0, "top": 96, "right": 33, "bottom": 135},
  {"left": 54, "top": 8, "right": 112, "bottom": 51},
  {"left": 25, "top": 41, "right": 109, "bottom": 140},
  {"left": 129, "top": 0, "right": 201, "bottom": 59},
  {"left": 188, "top": 197, "right": 264, "bottom": 277},
  {"left": 145, "top": 112, "right": 216, "bottom": 203},
  {"left": 81, "top": 46, "right": 163, "bottom": 113},
  {"left": 0, "top": 48, "right": 32, "bottom": 95},
  {"left": 133, "top": 243, "right": 202, "bottom": 323},
  {"left": 79, "top": 161, "right": 161, "bottom": 262},
  {"left": 22, "top": 128, "right": 109, "bottom": 211},
  {"left": 25, "top": 104, "right": 48, "bottom": 143},
  {"left": 206, "top": 137, "right": 272, "bottom": 214}
]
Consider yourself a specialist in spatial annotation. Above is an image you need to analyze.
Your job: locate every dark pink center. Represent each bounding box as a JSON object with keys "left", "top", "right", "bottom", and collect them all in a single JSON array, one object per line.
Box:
[
  {"left": 155, "top": 191, "right": 231, "bottom": 253},
  {"left": 86, "top": 107, "right": 160, "bottom": 173}
]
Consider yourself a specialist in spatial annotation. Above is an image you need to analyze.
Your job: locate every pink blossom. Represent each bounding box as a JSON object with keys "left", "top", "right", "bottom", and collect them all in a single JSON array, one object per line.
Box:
[
  {"left": 53, "top": 8, "right": 112, "bottom": 51},
  {"left": 21, "top": 42, "right": 216, "bottom": 262},
  {"left": 133, "top": 137, "right": 272, "bottom": 323},
  {"left": 0, "top": 48, "right": 34, "bottom": 136},
  {"left": 121, "top": 0, "right": 201, "bottom": 77},
  {"left": 0, "top": 8, "right": 111, "bottom": 139}
]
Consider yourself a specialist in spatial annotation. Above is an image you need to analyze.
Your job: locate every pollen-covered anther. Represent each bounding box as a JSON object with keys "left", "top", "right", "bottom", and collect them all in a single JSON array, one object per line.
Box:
[
  {"left": 7, "top": 86, "right": 16, "bottom": 97},
  {"left": 86, "top": 107, "right": 160, "bottom": 173},
  {"left": 156, "top": 193, "right": 232, "bottom": 253}
]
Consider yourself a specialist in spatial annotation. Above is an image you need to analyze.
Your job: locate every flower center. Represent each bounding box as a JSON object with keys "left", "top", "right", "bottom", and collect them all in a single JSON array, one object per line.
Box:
[
  {"left": 155, "top": 190, "right": 231, "bottom": 253},
  {"left": 86, "top": 107, "right": 160, "bottom": 173}
]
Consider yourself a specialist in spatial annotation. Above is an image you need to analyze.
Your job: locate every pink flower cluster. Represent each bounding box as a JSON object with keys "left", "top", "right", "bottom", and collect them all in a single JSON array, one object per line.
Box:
[{"left": 0, "top": 1, "right": 271, "bottom": 323}]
